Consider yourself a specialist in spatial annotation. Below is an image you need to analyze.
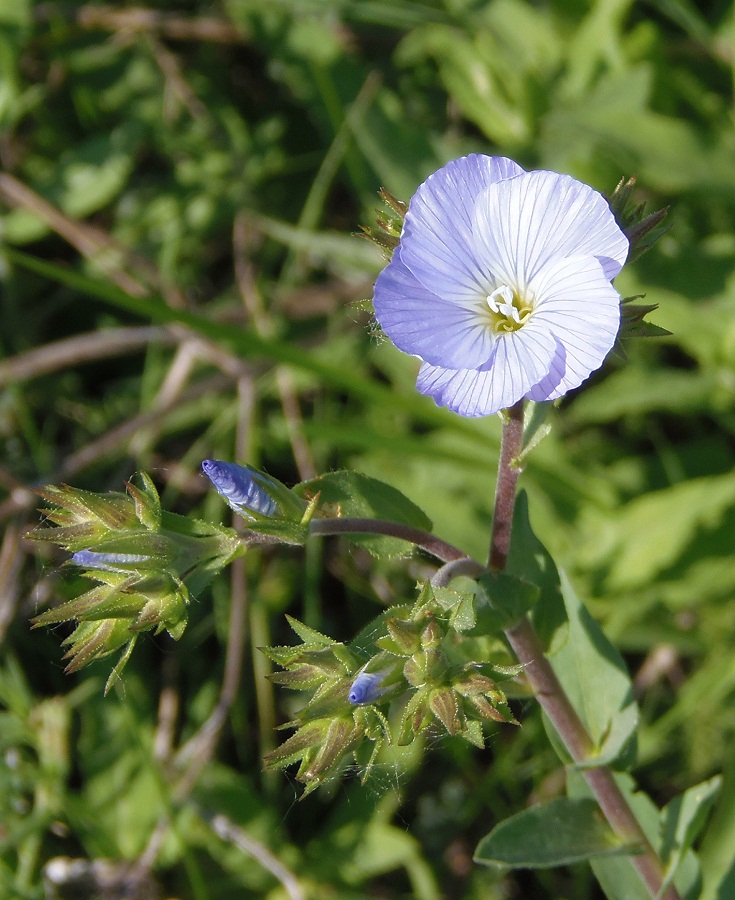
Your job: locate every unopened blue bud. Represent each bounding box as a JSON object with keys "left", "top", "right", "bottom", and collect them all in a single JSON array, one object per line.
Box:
[
  {"left": 71, "top": 550, "right": 151, "bottom": 573},
  {"left": 348, "top": 668, "right": 391, "bottom": 705},
  {"left": 201, "top": 460, "right": 278, "bottom": 518}
]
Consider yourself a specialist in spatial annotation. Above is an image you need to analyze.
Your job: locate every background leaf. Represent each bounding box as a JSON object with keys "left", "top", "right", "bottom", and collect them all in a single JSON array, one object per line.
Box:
[{"left": 474, "top": 797, "right": 631, "bottom": 869}]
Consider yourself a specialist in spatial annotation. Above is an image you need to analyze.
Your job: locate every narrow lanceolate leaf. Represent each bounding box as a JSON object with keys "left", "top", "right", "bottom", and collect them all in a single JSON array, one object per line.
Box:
[{"left": 474, "top": 798, "right": 634, "bottom": 869}]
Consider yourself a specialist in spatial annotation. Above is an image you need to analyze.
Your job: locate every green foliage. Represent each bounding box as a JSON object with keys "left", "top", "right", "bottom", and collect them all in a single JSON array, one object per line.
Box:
[
  {"left": 296, "top": 469, "right": 434, "bottom": 557},
  {"left": 1, "top": 0, "right": 734, "bottom": 896},
  {"left": 263, "top": 586, "right": 517, "bottom": 794},
  {"left": 29, "top": 474, "right": 243, "bottom": 688},
  {"left": 474, "top": 797, "right": 632, "bottom": 868},
  {"left": 547, "top": 570, "right": 639, "bottom": 768}
]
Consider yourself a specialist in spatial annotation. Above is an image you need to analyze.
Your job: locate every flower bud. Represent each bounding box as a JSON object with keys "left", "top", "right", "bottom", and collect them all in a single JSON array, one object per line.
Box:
[
  {"left": 420, "top": 619, "right": 443, "bottom": 650},
  {"left": 70, "top": 550, "right": 152, "bottom": 573},
  {"left": 429, "top": 687, "right": 462, "bottom": 736},
  {"left": 384, "top": 615, "right": 421, "bottom": 654},
  {"left": 201, "top": 460, "right": 279, "bottom": 519},
  {"left": 348, "top": 667, "right": 393, "bottom": 705}
]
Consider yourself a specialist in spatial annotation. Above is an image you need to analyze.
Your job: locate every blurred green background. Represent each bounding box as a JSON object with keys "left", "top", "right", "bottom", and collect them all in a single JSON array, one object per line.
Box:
[{"left": 1, "top": 0, "right": 734, "bottom": 897}]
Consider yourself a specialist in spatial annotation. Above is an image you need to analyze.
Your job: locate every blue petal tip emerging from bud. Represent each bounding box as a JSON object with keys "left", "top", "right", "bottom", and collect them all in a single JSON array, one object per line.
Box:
[
  {"left": 348, "top": 670, "right": 387, "bottom": 705},
  {"left": 71, "top": 550, "right": 151, "bottom": 572},
  {"left": 201, "top": 460, "right": 278, "bottom": 518}
]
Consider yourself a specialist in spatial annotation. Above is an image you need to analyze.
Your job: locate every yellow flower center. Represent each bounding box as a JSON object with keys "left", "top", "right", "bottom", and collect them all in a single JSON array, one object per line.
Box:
[{"left": 485, "top": 285, "right": 533, "bottom": 334}]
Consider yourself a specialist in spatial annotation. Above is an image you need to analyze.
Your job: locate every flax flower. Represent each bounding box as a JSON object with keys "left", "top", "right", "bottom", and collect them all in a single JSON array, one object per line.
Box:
[{"left": 372, "top": 155, "right": 629, "bottom": 416}]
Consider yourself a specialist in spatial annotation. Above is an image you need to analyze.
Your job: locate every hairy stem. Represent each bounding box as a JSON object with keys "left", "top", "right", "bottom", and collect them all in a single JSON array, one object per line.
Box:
[
  {"left": 488, "top": 403, "right": 680, "bottom": 900},
  {"left": 308, "top": 517, "right": 467, "bottom": 562},
  {"left": 488, "top": 400, "right": 525, "bottom": 569},
  {"left": 504, "top": 618, "right": 679, "bottom": 899}
]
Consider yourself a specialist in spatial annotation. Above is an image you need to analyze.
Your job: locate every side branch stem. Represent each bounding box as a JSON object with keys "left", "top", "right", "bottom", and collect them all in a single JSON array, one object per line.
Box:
[{"left": 308, "top": 517, "right": 467, "bottom": 562}]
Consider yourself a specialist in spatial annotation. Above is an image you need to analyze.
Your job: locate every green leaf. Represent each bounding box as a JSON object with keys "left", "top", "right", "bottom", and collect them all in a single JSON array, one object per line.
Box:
[
  {"left": 475, "top": 571, "right": 540, "bottom": 629},
  {"left": 659, "top": 776, "right": 721, "bottom": 895},
  {"left": 546, "top": 570, "right": 638, "bottom": 768},
  {"left": 505, "top": 491, "right": 566, "bottom": 648},
  {"left": 295, "top": 470, "right": 432, "bottom": 558},
  {"left": 577, "top": 474, "right": 735, "bottom": 593},
  {"left": 3, "top": 125, "right": 143, "bottom": 244},
  {"left": 474, "top": 797, "right": 632, "bottom": 869},
  {"left": 700, "top": 760, "right": 735, "bottom": 900},
  {"left": 285, "top": 615, "right": 336, "bottom": 647},
  {"left": 567, "top": 771, "right": 702, "bottom": 900}
]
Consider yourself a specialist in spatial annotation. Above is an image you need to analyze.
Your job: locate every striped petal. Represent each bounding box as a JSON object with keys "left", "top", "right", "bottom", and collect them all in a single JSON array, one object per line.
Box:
[
  {"left": 416, "top": 323, "right": 557, "bottom": 417},
  {"left": 527, "top": 255, "right": 621, "bottom": 397},
  {"left": 473, "top": 170, "right": 628, "bottom": 289},
  {"left": 373, "top": 254, "right": 495, "bottom": 369},
  {"left": 400, "top": 154, "right": 524, "bottom": 303},
  {"left": 201, "top": 460, "right": 279, "bottom": 518}
]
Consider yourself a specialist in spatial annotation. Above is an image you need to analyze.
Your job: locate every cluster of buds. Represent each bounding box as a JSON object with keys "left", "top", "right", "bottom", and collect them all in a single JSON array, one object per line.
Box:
[
  {"left": 607, "top": 175, "right": 671, "bottom": 347},
  {"left": 375, "top": 583, "right": 518, "bottom": 749},
  {"left": 31, "top": 473, "right": 243, "bottom": 691},
  {"left": 260, "top": 616, "right": 398, "bottom": 796},
  {"left": 359, "top": 188, "right": 407, "bottom": 258},
  {"left": 262, "top": 581, "right": 518, "bottom": 795}
]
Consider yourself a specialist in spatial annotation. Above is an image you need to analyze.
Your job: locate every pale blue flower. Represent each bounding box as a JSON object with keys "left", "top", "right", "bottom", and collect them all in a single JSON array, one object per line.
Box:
[
  {"left": 373, "top": 154, "right": 629, "bottom": 416},
  {"left": 201, "top": 460, "right": 278, "bottom": 518}
]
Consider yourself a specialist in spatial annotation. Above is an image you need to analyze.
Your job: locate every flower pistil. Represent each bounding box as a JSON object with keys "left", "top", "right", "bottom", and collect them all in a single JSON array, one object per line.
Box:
[{"left": 485, "top": 285, "right": 533, "bottom": 333}]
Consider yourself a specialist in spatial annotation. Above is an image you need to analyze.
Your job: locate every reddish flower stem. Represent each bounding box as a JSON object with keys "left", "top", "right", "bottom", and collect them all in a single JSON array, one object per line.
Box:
[
  {"left": 487, "top": 400, "right": 525, "bottom": 569},
  {"left": 490, "top": 401, "right": 680, "bottom": 900}
]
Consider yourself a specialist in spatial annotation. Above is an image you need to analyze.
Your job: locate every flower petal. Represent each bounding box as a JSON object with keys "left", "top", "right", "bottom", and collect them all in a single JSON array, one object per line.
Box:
[
  {"left": 473, "top": 170, "right": 629, "bottom": 289},
  {"left": 201, "top": 460, "right": 279, "bottom": 518},
  {"left": 348, "top": 670, "right": 387, "bottom": 705},
  {"left": 71, "top": 550, "right": 152, "bottom": 573},
  {"left": 400, "top": 154, "right": 525, "bottom": 303},
  {"left": 528, "top": 255, "right": 621, "bottom": 396},
  {"left": 373, "top": 255, "right": 496, "bottom": 368},
  {"left": 416, "top": 324, "right": 557, "bottom": 417},
  {"left": 524, "top": 342, "right": 566, "bottom": 401}
]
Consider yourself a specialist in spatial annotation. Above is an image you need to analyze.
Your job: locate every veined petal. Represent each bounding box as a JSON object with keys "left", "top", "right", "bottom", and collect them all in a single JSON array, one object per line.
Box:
[
  {"left": 529, "top": 255, "right": 620, "bottom": 395},
  {"left": 473, "top": 170, "right": 629, "bottom": 289},
  {"left": 416, "top": 325, "right": 556, "bottom": 417},
  {"left": 348, "top": 668, "right": 391, "bottom": 705},
  {"left": 373, "top": 255, "right": 496, "bottom": 368},
  {"left": 400, "top": 155, "right": 525, "bottom": 303},
  {"left": 525, "top": 341, "right": 566, "bottom": 401},
  {"left": 71, "top": 550, "right": 152, "bottom": 573},
  {"left": 201, "top": 460, "right": 279, "bottom": 518}
]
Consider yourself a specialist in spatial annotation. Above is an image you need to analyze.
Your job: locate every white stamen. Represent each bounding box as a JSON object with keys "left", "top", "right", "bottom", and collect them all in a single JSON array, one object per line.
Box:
[{"left": 487, "top": 285, "right": 522, "bottom": 323}]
